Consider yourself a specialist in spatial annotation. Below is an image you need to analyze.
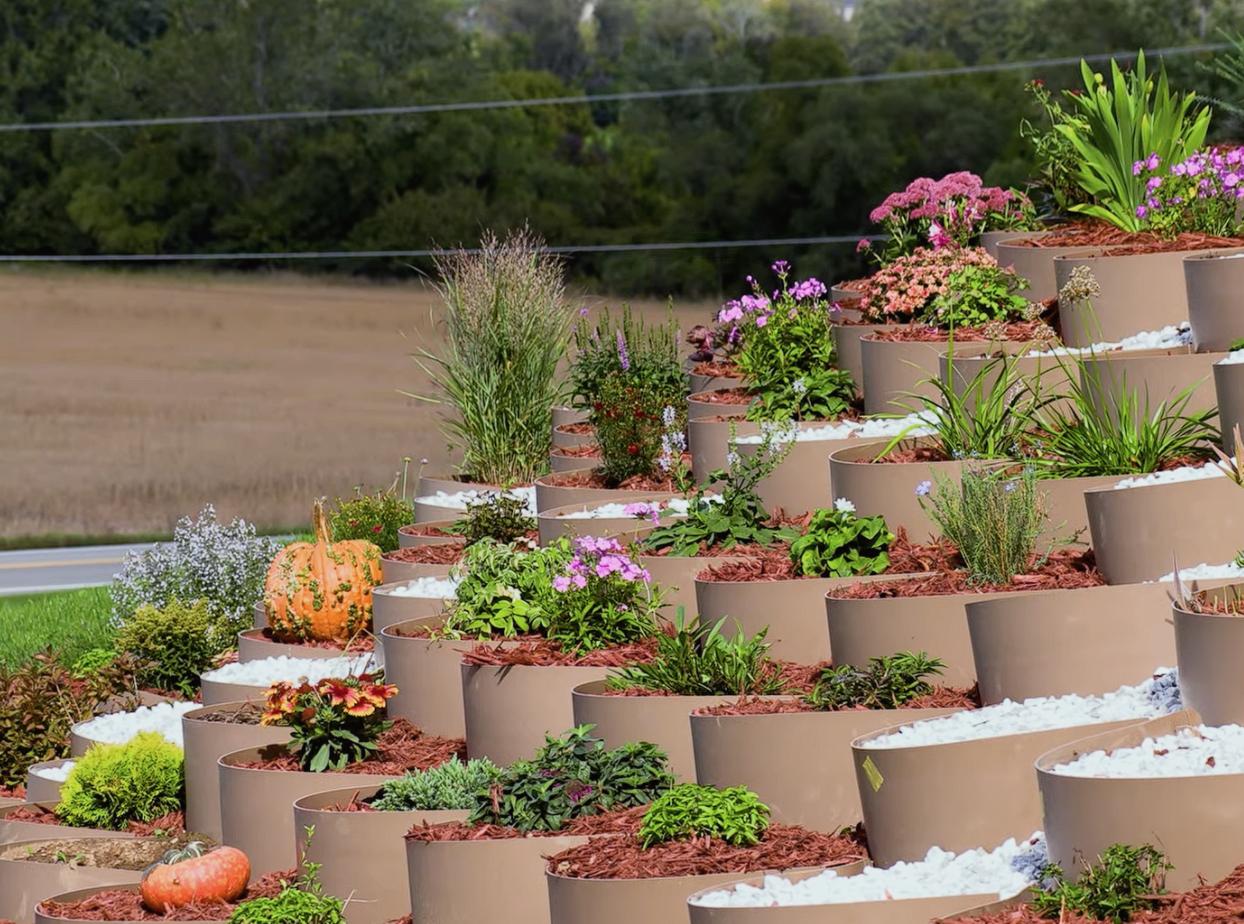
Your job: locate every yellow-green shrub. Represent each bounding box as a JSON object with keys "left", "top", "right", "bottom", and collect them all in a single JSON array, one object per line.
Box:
[{"left": 56, "top": 732, "right": 184, "bottom": 830}]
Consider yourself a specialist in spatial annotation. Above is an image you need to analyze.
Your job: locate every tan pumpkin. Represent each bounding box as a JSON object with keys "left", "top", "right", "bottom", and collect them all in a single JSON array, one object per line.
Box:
[{"left": 263, "top": 499, "right": 382, "bottom": 641}]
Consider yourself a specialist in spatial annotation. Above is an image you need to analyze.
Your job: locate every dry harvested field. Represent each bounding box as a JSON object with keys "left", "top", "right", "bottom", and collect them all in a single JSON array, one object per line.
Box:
[{"left": 0, "top": 269, "right": 711, "bottom": 538}]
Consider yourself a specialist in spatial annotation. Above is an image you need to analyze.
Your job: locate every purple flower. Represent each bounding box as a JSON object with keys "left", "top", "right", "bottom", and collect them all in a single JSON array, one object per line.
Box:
[
  {"left": 578, "top": 306, "right": 589, "bottom": 317},
  {"left": 552, "top": 576, "right": 571, "bottom": 592},
  {"left": 771, "top": 259, "right": 791, "bottom": 275},
  {"left": 615, "top": 329, "right": 630, "bottom": 371}
]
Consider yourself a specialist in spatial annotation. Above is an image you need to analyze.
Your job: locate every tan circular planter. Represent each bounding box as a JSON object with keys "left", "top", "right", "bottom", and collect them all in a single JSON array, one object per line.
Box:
[
  {"left": 996, "top": 239, "right": 1098, "bottom": 301},
  {"left": 571, "top": 681, "right": 790, "bottom": 783},
  {"left": 685, "top": 866, "right": 1006, "bottom": 924},
  {"left": 218, "top": 745, "right": 407, "bottom": 873},
  {"left": 688, "top": 371, "right": 744, "bottom": 395},
  {"left": 414, "top": 475, "right": 502, "bottom": 524},
  {"left": 549, "top": 450, "right": 599, "bottom": 474},
  {"left": 984, "top": 229, "right": 1046, "bottom": 260},
  {"left": 552, "top": 422, "right": 594, "bottom": 450},
  {"left": 1056, "top": 246, "right": 1244, "bottom": 347},
  {"left": 181, "top": 700, "right": 290, "bottom": 842},
  {"left": 0, "top": 838, "right": 151, "bottom": 924},
  {"left": 1085, "top": 476, "right": 1243, "bottom": 584},
  {"left": 462, "top": 662, "right": 614, "bottom": 765},
  {"left": 534, "top": 474, "right": 670, "bottom": 514},
  {"left": 1185, "top": 252, "right": 1244, "bottom": 352},
  {"left": 831, "top": 322, "right": 899, "bottom": 397},
  {"left": 690, "top": 706, "right": 963, "bottom": 832},
  {"left": 637, "top": 551, "right": 743, "bottom": 621},
  {"left": 397, "top": 519, "right": 462, "bottom": 550},
  {"left": 236, "top": 628, "right": 361, "bottom": 664},
  {"left": 852, "top": 716, "right": 1142, "bottom": 866},
  {"left": 0, "top": 804, "right": 132, "bottom": 847},
  {"left": 24, "top": 762, "right": 69, "bottom": 805},
  {"left": 552, "top": 405, "right": 588, "bottom": 429},
  {"left": 537, "top": 494, "right": 674, "bottom": 545},
  {"left": 939, "top": 348, "right": 1075, "bottom": 417},
  {"left": 735, "top": 433, "right": 835, "bottom": 515},
  {"left": 1215, "top": 360, "right": 1244, "bottom": 450},
  {"left": 293, "top": 785, "right": 469, "bottom": 924},
  {"left": 860, "top": 337, "right": 994, "bottom": 416},
  {"left": 687, "top": 389, "right": 752, "bottom": 424},
  {"left": 379, "top": 617, "right": 473, "bottom": 738},
  {"left": 1174, "top": 586, "right": 1244, "bottom": 726},
  {"left": 34, "top": 884, "right": 214, "bottom": 924},
  {"left": 406, "top": 833, "right": 590, "bottom": 924},
  {"left": 372, "top": 581, "right": 453, "bottom": 636},
  {"left": 1080, "top": 348, "right": 1222, "bottom": 422},
  {"left": 688, "top": 417, "right": 762, "bottom": 483},
  {"left": 379, "top": 556, "right": 455, "bottom": 586},
  {"left": 1037, "top": 709, "right": 1244, "bottom": 890}
]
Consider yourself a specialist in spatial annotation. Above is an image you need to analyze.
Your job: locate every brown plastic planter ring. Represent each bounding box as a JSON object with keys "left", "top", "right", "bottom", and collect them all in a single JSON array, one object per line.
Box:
[
  {"left": 688, "top": 372, "right": 744, "bottom": 395},
  {"left": 860, "top": 337, "right": 994, "bottom": 416},
  {"left": 35, "top": 885, "right": 215, "bottom": 924},
  {"left": 0, "top": 838, "right": 152, "bottom": 924},
  {"left": 218, "top": 745, "right": 405, "bottom": 873},
  {"left": 546, "top": 867, "right": 850, "bottom": 924},
  {"left": 293, "top": 785, "right": 468, "bottom": 924},
  {"left": 1036, "top": 709, "right": 1244, "bottom": 889},
  {"left": 571, "top": 681, "right": 792, "bottom": 783},
  {"left": 825, "top": 589, "right": 986, "bottom": 688},
  {"left": 0, "top": 804, "right": 133, "bottom": 847},
  {"left": 984, "top": 229, "right": 1046, "bottom": 260},
  {"left": 1056, "top": 246, "right": 1244, "bottom": 347},
  {"left": 1174, "top": 585, "right": 1244, "bottom": 726},
  {"left": 551, "top": 422, "right": 594, "bottom": 450},
  {"left": 533, "top": 476, "right": 667, "bottom": 514},
  {"left": 852, "top": 717, "right": 1140, "bottom": 866},
  {"left": 831, "top": 322, "right": 899, "bottom": 396},
  {"left": 686, "top": 389, "right": 752, "bottom": 423},
  {"left": 1185, "top": 252, "right": 1244, "bottom": 352},
  {"left": 1215, "top": 360, "right": 1244, "bottom": 450},
  {"left": 685, "top": 867, "right": 1003, "bottom": 924},
  {"left": 1080, "top": 349, "right": 1222, "bottom": 423},
  {"left": 690, "top": 706, "right": 962, "bottom": 831},
  {"left": 940, "top": 349, "right": 1075, "bottom": 418},
  {"left": 996, "top": 239, "right": 1097, "bottom": 301},
  {"left": 1085, "top": 476, "right": 1244, "bottom": 585},
  {"left": 735, "top": 434, "right": 835, "bottom": 515},
  {"left": 536, "top": 494, "right": 673, "bottom": 545},
  {"left": 236, "top": 628, "right": 354, "bottom": 664},
  {"left": 379, "top": 617, "right": 472, "bottom": 738},
  {"left": 414, "top": 475, "right": 500, "bottom": 523},
  {"left": 379, "top": 558, "right": 454, "bottom": 586},
  {"left": 827, "top": 438, "right": 964, "bottom": 542},
  {"left": 198, "top": 676, "right": 275, "bottom": 707},
  {"left": 688, "top": 418, "right": 761, "bottom": 483},
  {"left": 372, "top": 582, "right": 451, "bottom": 636},
  {"left": 462, "top": 662, "right": 613, "bottom": 765},
  {"left": 638, "top": 552, "right": 744, "bottom": 622},
  {"left": 397, "top": 519, "right": 461, "bottom": 550},
  {"left": 181, "top": 700, "right": 291, "bottom": 842},
  {"left": 406, "top": 834, "right": 589, "bottom": 924},
  {"left": 548, "top": 453, "right": 597, "bottom": 475},
  {"left": 552, "top": 405, "right": 587, "bottom": 429},
  {"left": 24, "top": 762, "right": 68, "bottom": 805}
]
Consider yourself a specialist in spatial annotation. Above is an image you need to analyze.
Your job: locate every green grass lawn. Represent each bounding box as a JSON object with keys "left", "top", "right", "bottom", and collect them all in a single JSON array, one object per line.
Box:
[{"left": 0, "top": 587, "right": 116, "bottom": 668}]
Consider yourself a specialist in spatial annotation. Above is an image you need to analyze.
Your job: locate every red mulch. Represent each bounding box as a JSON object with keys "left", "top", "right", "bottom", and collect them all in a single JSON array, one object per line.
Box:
[
  {"left": 873, "top": 444, "right": 951, "bottom": 464},
  {"left": 688, "top": 387, "right": 754, "bottom": 406},
  {"left": 601, "top": 659, "right": 828, "bottom": 697},
  {"left": 691, "top": 360, "right": 740, "bottom": 378},
  {"left": 37, "top": 868, "right": 293, "bottom": 921},
  {"left": 255, "top": 628, "right": 374, "bottom": 652},
  {"left": 383, "top": 545, "right": 465, "bottom": 565},
  {"left": 557, "top": 422, "right": 596, "bottom": 436},
  {"left": 1013, "top": 224, "right": 1244, "bottom": 253},
  {"left": 460, "top": 637, "right": 659, "bottom": 667},
  {"left": 234, "top": 719, "right": 466, "bottom": 775},
  {"left": 3, "top": 807, "right": 186, "bottom": 836},
  {"left": 826, "top": 548, "right": 1103, "bottom": 599},
  {"left": 1010, "top": 222, "right": 1130, "bottom": 248},
  {"left": 398, "top": 524, "right": 457, "bottom": 538},
  {"left": 699, "top": 530, "right": 952, "bottom": 583},
  {"left": 834, "top": 277, "right": 871, "bottom": 293},
  {"left": 869, "top": 320, "right": 1056, "bottom": 344},
  {"left": 551, "top": 444, "right": 601, "bottom": 459},
  {"left": 538, "top": 466, "right": 690, "bottom": 493},
  {"left": 0, "top": 785, "right": 24, "bottom": 799},
  {"left": 546, "top": 820, "right": 866, "bottom": 880},
  {"left": 696, "top": 685, "right": 980, "bottom": 717},
  {"left": 406, "top": 805, "right": 649, "bottom": 842}
]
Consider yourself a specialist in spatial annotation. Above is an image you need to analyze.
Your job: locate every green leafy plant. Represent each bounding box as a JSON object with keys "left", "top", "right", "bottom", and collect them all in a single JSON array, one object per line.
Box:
[
  {"left": 468, "top": 725, "right": 673, "bottom": 833},
  {"left": 640, "top": 423, "right": 798, "bottom": 557},
  {"left": 1021, "top": 78, "right": 1090, "bottom": 213},
  {"left": 260, "top": 674, "right": 397, "bottom": 772},
  {"left": 369, "top": 757, "right": 502, "bottom": 811},
  {"left": 804, "top": 652, "right": 946, "bottom": 711},
  {"left": 56, "top": 732, "right": 184, "bottom": 830},
  {"left": 407, "top": 229, "right": 574, "bottom": 485},
  {"left": 230, "top": 830, "right": 345, "bottom": 924},
  {"left": 1055, "top": 53, "right": 1211, "bottom": 231},
  {"left": 606, "top": 614, "right": 784, "bottom": 696},
  {"left": 1230, "top": 337, "right": 1244, "bottom": 352},
  {"left": 789, "top": 500, "right": 894, "bottom": 578},
  {"left": 570, "top": 304, "right": 683, "bottom": 410},
  {"left": 918, "top": 468, "right": 1049, "bottom": 585},
  {"left": 441, "top": 539, "right": 571, "bottom": 639},
  {"left": 546, "top": 536, "right": 662, "bottom": 654},
  {"left": 448, "top": 491, "right": 537, "bottom": 546},
  {"left": 70, "top": 648, "right": 118, "bottom": 677},
  {"left": 329, "top": 478, "right": 413, "bottom": 553},
  {"left": 1032, "top": 843, "right": 1170, "bottom": 923},
  {"left": 921, "top": 263, "right": 1031, "bottom": 330},
  {"left": 638, "top": 784, "right": 770, "bottom": 849},
  {"left": 113, "top": 599, "right": 220, "bottom": 696},
  {"left": 592, "top": 372, "right": 685, "bottom": 485}
]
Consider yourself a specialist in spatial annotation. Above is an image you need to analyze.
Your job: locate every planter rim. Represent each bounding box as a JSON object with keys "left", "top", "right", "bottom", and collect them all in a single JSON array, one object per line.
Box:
[
  {"left": 694, "top": 570, "right": 930, "bottom": 591},
  {"left": 850, "top": 713, "right": 1144, "bottom": 752},
  {"left": 1033, "top": 709, "right": 1203, "bottom": 778},
  {"left": 545, "top": 859, "right": 862, "bottom": 887},
  {"left": 572, "top": 678, "right": 799, "bottom": 702},
  {"left": 1053, "top": 244, "right": 1244, "bottom": 262}
]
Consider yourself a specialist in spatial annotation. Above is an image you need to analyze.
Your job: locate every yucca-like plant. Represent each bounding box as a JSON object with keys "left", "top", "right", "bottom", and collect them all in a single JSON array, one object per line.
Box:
[{"left": 409, "top": 229, "right": 574, "bottom": 485}]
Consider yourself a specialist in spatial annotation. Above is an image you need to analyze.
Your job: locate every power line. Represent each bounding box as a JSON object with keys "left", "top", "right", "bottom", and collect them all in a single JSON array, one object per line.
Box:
[
  {"left": 0, "top": 42, "right": 1226, "bottom": 134},
  {"left": 0, "top": 235, "right": 881, "bottom": 263}
]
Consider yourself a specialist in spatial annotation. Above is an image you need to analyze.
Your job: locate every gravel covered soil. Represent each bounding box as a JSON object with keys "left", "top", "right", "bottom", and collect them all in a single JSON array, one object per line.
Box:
[
  {"left": 701, "top": 530, "right": 952, "bottom": 583},
  {"left": 406, "top": 805, "right": 649, "bottom": 842},
  {"left": 696, "top": 685, "right": 980, "bottom": 717},
  {"left": 37, "top": 868, "right": 293, "bottom": 921},
  {"left": 545, "top": 820, "right": 867, "bottom": 880},
  {"left": 233, "top": 719, "right": 465, "bottom": 775},
  {"left": 825, "top": 548, "right": 1102, "bottom": 599},
  {"left": 460, "top": 637, "right": 659, "bottom": 668}
]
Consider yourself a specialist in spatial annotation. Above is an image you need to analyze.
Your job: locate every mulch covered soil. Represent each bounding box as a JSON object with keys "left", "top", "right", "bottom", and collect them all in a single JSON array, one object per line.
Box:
[
  {"left": 691, "top": 360, "right": 740, "bottom": 378},
  {"left": 1013, "top": 224, "right": 1244, "bottom": 254},
  {"left": 3, "top": 808, "right": 186, "bottom": 837},
  {"left": 407, "top": 805, "right": 649, "bottom": 842},
  {"left": 539, "top": 465, "right": 690, "bottom": 493},
  {"left": 700, "top": 530, "right": 953, "bottom": 583},
  {"left": 688, "top": 387, "right": 754, "bottom": 406},
  {"left": 234, "top": 719, "right": 465, "bottom": 775},
  {"left": 696, "top": 685, "right": 980, "bottom": 717},
  {"left": 550, "top": 444, "right": 601, "bottom": 459},
  {"left": 198, "top": 701, "right": 264, "bottom": 724},
  {"left": 37, "top": 868, "right": 293, "bottom": 921},
  {"left": 460, "top": 636, "right": 659, "bottom": 668},
  {"left": 872, "top": 444, "right": 951, "bottom": 464},
  {"left": 383, "top": 544, "right": 465, "bottom": 565},
  {"left": 0, "top": 832, "right": 208, "bottom": 870},
  {"left": 869, "top": 319, "right": 1057, "bottom": 344},
  {"left": 398, "top": 523, "right": 458, "bottom": 538},
  {"left": 826, "top": 548, "right": 1103, "bottom": 599},
  {"left": 546, "top": 819, "right": 867, "bottom": 879},
  {"left": 0, "top": 785, "right": 24, "bottom": 799},
  {"left": 557, "top": 422, "right": 595, "bottom": 436}
]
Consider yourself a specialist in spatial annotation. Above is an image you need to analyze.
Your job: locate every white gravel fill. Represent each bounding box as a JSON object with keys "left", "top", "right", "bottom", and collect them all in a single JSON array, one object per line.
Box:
[
  {"left": 556, "top": 496, "right": 721, "bottom": 520},
  {"left": 32, "top": 761, "right": 75, "bottom": 782},
  {"left": 1155, "top": 560, "right": 1244, "bottom": 582},
  {"left": 388, "top": 576, "right": 461, "bottom": 598},
  {"left": 1027, "top": 324, "right": 1191, "bottom": 358},
  {"left": 75, "top": 701, "right": 199, "bottom": 749},
  {"left": 1051, "top": 725, "right": 1244, "bottom": 778},
  {"left": 734, "top": 412, "right": 935, "bottom": 444},
  {"left": 860, "top": 671, "right": 1180, "bottom": 750},
  {"left": 202, "top": 654, "right": 375, "bottom": 687},
  {"left": 415, "top": 486, "right": 536, "bottom": 516},
  {"left": 1112, "top": 460, "right": 1226, "bottom": 490},
  {"left": 692, "top": 834, "right": 1047, "bottom": 907},
  {"left": 1219, "top": 350, "right": 1244, "bottom": 366}
]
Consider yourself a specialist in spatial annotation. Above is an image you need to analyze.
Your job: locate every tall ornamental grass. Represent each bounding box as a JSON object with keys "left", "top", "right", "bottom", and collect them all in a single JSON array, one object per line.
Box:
[{"left": 411, "top": 229, "right": 573, "bottom": 485}]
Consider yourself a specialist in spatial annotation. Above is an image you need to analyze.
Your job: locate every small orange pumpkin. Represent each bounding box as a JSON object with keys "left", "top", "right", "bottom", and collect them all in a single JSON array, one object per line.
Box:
[
  {"left": 141, "top": 844, "right": 250, "bottom": 912},
  {"left": 264, "top": 499, "right": 382, "bottom": 641}
]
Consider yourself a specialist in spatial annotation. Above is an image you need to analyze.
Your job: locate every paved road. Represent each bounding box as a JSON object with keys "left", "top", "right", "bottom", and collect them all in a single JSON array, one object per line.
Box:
[{"left": 0, "top": 543, "right": 153, "bottom": 596}]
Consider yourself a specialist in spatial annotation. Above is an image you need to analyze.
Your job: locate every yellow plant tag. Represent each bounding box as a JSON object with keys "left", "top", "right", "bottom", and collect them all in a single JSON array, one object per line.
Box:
[{"left": 861, "top": 756, "right": 883, "bottom": 792}]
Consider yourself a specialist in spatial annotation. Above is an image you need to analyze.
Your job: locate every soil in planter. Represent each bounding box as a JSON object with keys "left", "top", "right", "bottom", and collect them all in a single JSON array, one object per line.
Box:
[
  {"left": 407, "top": 804, "right": 649, "bottom": 842},
  {"left": 700, "top": 530, "right": 954, "bottom": 583},
  {"left": 461, "top": 637, "right": 659, "bottom": 668},
  {"left": 696, "top": 685, "right": 980, "bottom": 717},
  {"left": 398, "top": 524, "right": 459, "bottom": 539},
  {"left": 0, "top": 833, "right": 209, "bottom": 871},
  {"left": 233, "top": 719, "right": 465, "bottom": 775},
  {"left": 3, "top": 808, "right": 186, "bottom": 837},
  {"left": 551, "top": 444, "right": 601, "bottom": 459},
  {"left": 383, "top": 545, "right": 467, "bottom": 566},
  {"left": 826, "top": 548, "right": 1102, "bottom": 599},
  {"left": 558, "top": 422, "right": 595, "bottom": 437},
  {"left": 546, "top": 818, "right": 867, "bottom": 879},
  {"left": 197, "top": 702, "right": 265, "bottom": 725},
  {"left": 689, "top": 388, "right": 754, "bottom": 407},
  {"left": 540, "top": 458, "right": 693, "bottom": 493},
  {"left": 691, "top": 360, "right": 739, "bottom": 378},
  {"left": 869, "top": 318, "right": 1056, "bottom": 344},
  {"left": 255, "top": 628, "right": 374, "bottom": 653},
  {"left": 0, "top": 785, "right": 25, "bottom": 799},
  {"left": 37, "top": 868, "right": 293, "bottom": 921}
]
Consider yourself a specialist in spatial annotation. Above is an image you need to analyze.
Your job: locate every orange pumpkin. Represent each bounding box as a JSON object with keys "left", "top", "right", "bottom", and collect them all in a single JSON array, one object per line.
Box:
[
  {"left": 141, "top": 844, "right": 250, "bottom": 912},
  {"left": 264, "top": 499, "right": 382, "bottom": 641}
]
